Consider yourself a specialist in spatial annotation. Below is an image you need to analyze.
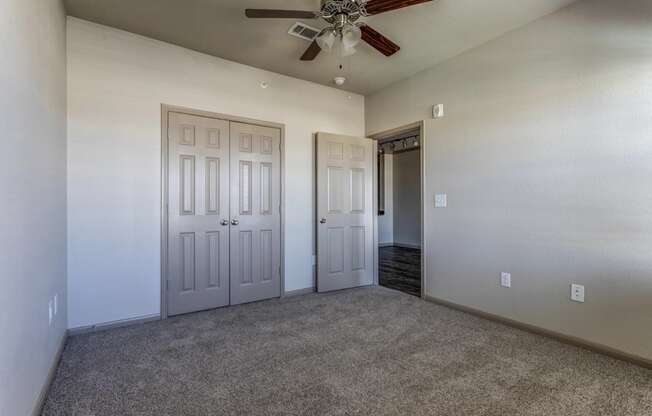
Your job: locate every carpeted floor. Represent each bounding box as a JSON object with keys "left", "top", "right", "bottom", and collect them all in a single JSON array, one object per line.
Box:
[
  {"left": 379, "top": 246, "right": 421, "bottom": 296},
  {"left": 42, "top": 287, "right": 652, "bottom": 416}
]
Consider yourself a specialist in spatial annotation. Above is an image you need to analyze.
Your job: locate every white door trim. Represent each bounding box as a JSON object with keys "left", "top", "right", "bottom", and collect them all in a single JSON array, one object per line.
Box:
[
  {"left": 368, "top": 121, "right": 426, "bottom": 299},
  {"left": 161, "top": 104, "right": 286, "bottom": 319}
]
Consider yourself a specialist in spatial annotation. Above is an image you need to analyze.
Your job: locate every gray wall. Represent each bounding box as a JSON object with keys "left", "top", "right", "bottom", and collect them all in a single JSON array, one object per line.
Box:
[
  {"left": 366, "top": 0, "right": 652, "bottom": 361},
  {"left": 393, "top": 150, "right": 421, "bottom": 248},
  {"left": 66, "top": 18, "right": 364, "bottom": 329},
  {"left": 0, "top": 0, "right": 68, "bottom": 415}
]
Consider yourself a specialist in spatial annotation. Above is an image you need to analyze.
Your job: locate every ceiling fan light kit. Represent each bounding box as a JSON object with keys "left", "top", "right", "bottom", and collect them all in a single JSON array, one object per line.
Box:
[
  {"left": 245, "top": 0, "right": 433, "bottom": 61},
  {"left": 316, "top": 27, "right": 337, "bottom": 52},
  {"left": 341, "top": 23, "right": 362, "bottom": 49}
]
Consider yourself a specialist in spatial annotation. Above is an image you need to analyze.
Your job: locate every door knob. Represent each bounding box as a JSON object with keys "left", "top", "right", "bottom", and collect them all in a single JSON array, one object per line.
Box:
[
  {"left": 220, "top": 219, "right": 229, "bottom": 226},
  {"left": 319, "top": 218, "right": 327, "bottom": 224},
  {"left": 231, "top": 219, "right": 240, "bottom": 226}
]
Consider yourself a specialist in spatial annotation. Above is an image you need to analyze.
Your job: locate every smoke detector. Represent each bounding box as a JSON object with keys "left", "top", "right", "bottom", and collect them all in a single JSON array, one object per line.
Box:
[{"left": 334, "top": 76, "right": 346, "bottom": 86}]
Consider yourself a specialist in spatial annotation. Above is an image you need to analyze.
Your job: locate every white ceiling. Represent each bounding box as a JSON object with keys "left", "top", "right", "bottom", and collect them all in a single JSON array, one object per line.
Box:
[{"left": 64, "top": 0, "right": 578, "bottom": 95}]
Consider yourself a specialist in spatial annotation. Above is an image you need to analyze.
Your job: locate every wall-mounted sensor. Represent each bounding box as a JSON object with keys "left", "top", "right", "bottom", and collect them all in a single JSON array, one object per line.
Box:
[
  {"left": 334, "top": 76, "right": 346, "bottom": 86},
  {"left": 433, "top": 104, "right": 444, "bottom": 118},
  {"left": 260, "top": 82, "right": 269, "bottom": 89}
]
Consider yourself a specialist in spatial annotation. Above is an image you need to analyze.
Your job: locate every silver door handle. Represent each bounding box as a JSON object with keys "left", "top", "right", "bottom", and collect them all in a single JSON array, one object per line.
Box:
[
  {"left": 231, "top": 219, "right": 240, "bottom": 226},
  {"left": 220, "top": 219, "right": 229, "bottom": 226},
  {"left": 319, "top": 218, "right": 326, "bottom": 224}
]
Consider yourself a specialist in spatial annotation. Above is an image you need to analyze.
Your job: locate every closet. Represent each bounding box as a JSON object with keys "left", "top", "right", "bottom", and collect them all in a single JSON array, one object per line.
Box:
[{"left": 166, "top": 111, "right": 281, "bottom": 316}]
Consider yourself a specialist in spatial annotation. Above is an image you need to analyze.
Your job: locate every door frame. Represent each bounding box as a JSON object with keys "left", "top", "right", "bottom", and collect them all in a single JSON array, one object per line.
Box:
[
  {"left": 160, "top": 104, "right": 286, "bottom": 319},
  {"left": 369, "top": 121, "right": 426, "bottom": 298}
]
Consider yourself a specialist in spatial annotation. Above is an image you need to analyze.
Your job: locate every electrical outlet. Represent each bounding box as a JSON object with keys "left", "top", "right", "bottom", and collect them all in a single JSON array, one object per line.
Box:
[
  {"left": 435, "top": 194, "right": 447, "bottom": 208},
  {"left": 54, "top": 294, "right": 58, "bottom": 315},
  {"left": 48, "top": 301, "right": 53, "bottom": 326},
  {"left": 571, "top": 284, "right": 585, "bottom": 303},
  {"left": 500, "top": 272, "right": 511, "bottom": 288}
]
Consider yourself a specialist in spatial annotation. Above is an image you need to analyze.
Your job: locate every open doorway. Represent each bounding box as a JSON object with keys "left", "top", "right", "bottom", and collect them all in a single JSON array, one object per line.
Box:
[{"left": 376, "top": 127, "right": 422, "bottom": 297}]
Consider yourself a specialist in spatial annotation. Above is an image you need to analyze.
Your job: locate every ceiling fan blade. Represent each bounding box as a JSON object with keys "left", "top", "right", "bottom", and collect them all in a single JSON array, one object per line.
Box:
[
  {"left": 300, "top": 40, "right": 322, "bottom": 61},
  {"left": 360, "top": 25, "right": 400, "bottom": 57},
  {"left": 363, "top": 0, "right": 433, "bottom": 15},
  {"left": 245, "top": 9, "right": 318, "bottom": 19},
  {"left": 301, "top": 40, "right": 321, "bottom": 61}
]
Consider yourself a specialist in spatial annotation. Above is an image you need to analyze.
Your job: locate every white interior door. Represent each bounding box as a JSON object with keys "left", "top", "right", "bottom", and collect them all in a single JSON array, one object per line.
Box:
[
  {"left": 167, "top": 112, "right": 230, "bottom": 316},
  {"left": 316, "top": 132, "right": 375, "bottom": 292},
  {"left": 229, "top": 121, "right": 282, "bottom": 304}
]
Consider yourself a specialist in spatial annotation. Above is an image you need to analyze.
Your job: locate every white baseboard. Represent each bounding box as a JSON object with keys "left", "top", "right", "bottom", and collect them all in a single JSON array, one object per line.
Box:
[
  {"left": 68, "top": 313, "right": 161, "bottom": 336},
  {"left": 379, "top": 242, "right": 421, "bottom": 249},
  {"left": 284, "top": 287, "right": 316, "bottom": 297},
  {"left": 425, "top": 295, "right": 652, "bottom": 370},
  {"left": 395, "top": 242, "right": 421, "bottom": 249},
  {"left": 31, "top": 332, "right": 67, "bottom": 416}
]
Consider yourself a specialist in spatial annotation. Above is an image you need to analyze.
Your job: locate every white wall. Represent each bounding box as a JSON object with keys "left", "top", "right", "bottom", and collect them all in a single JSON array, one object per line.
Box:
[
  {"left": 393, "top": 149, "right": 421, "bottom": 248},
  {"left": 0, "top": 1, "right": 67, "bottom": 415},
  {"left": 378, "top": 154, "right": 394, "bottom": 244},
  {"left": 67, "top": 18, "right": 365, "bottom": 329},
  {"left": 367, "top": 0, "right": 652, "bottom": 361}
]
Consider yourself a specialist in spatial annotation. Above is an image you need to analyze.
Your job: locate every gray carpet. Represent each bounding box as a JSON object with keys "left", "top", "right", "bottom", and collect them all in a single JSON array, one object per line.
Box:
[{"left": 42, "top": 287, "right": 652, "bottom": 416}]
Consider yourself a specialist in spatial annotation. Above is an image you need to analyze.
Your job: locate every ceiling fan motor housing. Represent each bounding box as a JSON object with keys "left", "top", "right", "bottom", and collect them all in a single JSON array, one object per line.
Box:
[{"left": 320, "top": 0, "right": 367, "bottom": 24}]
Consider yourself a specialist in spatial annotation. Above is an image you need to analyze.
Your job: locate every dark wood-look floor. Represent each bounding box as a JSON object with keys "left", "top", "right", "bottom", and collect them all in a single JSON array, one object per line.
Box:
[{"left": 379, "top": 246, "right": 421, "bottom": 297}]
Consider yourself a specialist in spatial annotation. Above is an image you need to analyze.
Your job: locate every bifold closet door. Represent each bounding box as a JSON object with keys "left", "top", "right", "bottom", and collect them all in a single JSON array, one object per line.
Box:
[
  {"left": 167, "top": 112, "right": 230, "bottom": 316},
  {"left": 229, "top": 122, "right": 282, "bottom": 305}
]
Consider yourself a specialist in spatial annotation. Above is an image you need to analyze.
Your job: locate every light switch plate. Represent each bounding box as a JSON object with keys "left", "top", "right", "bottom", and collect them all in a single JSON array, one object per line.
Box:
[
  {"left": 571, "top": 284, "right": 585, "bottom": 303},
  {"left": 435, "top": 194, "right": 447, "bottom": 208},
  {"left": 501, "top": 272, "right": 511, "bottom": 288}
]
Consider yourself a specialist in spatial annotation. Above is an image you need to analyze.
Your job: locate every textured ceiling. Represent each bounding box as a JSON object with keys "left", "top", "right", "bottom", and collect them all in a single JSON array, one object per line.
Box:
[{"left": 64, "top": 0, "right": 578, "bottom": 94}]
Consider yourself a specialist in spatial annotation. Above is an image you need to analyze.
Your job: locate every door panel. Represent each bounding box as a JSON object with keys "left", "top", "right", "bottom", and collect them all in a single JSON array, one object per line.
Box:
[
  {"left": 317, "top": 133, "right": 374, "bottom": 292},
  {"left": 229, "top": 122, "right": 281, "bottom": 305},
  {"left": 205, "top": 158, "right": 221, "bottom": 215},
  {"left": 168, "top": 112, "right": 230, "bottom": 316}
]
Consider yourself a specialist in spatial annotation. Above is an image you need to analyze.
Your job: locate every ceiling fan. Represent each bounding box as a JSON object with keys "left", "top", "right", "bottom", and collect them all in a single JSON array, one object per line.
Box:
[{"left": 245, "top": 0, "right": 433, "bottom": 61}]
